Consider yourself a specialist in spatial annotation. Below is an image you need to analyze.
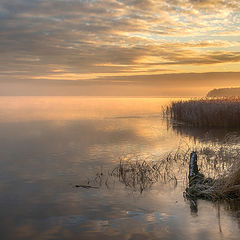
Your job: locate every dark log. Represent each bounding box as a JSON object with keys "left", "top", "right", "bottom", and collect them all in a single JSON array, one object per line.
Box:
[
  {"left": 75, "top": 185, "right": 99, "bottom": 189},
  {"left": 189, "top": 151, "right": 199, "bottom": 184},
  {"left": 185, "top": 152, "right": 214, "bottom": 204}
]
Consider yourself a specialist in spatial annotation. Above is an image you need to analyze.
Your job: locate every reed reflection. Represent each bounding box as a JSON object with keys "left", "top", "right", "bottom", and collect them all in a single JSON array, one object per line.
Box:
[{"left": 0, "top": 97, "right": 239, "bottom": 240}]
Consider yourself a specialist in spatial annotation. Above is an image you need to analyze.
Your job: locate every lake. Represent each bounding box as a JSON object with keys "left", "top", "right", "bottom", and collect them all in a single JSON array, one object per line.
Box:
[{"left": 0, "top": 97, "right": 239, "bottom": 240}]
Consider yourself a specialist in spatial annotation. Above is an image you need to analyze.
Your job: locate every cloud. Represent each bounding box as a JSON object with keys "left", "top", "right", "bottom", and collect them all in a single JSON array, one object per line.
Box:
[{"left": 0, "top": 0, "right": 239, "bottom": 90}]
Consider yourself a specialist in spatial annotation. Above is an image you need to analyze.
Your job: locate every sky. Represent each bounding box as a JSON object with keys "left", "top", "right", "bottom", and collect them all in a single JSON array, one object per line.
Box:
[{"left": 0, "top": 0, "right": 240, "bottom": 96}]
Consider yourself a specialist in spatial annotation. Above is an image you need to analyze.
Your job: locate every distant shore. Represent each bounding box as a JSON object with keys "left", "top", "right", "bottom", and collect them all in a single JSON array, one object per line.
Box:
[{"left": 207, "top": 87, "right": 240, "bottom": 97}]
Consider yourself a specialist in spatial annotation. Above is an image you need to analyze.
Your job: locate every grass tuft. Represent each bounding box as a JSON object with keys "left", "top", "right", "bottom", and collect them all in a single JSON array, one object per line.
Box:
[{"left": 185, "top": 161, "right": 240, "bottom": 201}]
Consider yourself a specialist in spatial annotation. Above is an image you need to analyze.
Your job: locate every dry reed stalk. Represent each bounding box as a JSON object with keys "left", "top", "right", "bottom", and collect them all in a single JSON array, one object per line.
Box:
[
  {"left": 186, "top": 157, "right": 240, "bottom": 201},
  {"left": 165, "top": 97, "right": 240, "bottom": 128},
  {"left": 77, "top": 141, "right": 240, "bottom": 200}
]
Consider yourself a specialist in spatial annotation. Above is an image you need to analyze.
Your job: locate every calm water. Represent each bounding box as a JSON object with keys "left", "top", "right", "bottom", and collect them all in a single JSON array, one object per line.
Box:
[{"left": 0, "top": 97, "right": 239, "bottom": 240}]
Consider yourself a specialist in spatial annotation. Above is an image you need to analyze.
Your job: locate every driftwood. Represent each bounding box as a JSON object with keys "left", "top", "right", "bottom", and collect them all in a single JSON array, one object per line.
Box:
[
  {"left": 189, "top": 151, "right": 199, "bottom": 185},
  {"left": 75, "top": 184, "right": 99, "bottom": 189},
  {"left": 185, "top": 151, "right": 214, "bottom": 202}
]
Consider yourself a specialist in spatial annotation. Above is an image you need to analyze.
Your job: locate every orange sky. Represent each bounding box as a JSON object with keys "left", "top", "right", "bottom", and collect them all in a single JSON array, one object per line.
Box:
[{"left": 0, "top": 0, "right": 240, "bottom": 96}]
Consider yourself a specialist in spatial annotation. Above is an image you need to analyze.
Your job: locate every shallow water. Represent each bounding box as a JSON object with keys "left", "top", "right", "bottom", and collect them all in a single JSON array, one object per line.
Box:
[{"left": 0, "top": 97, "right": 239, "bottom": 240}]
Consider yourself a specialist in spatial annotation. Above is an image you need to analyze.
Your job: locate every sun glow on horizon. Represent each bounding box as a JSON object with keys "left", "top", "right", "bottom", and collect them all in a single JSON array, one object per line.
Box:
[{"left": 0, "top": 0, "right": 240, "bottom": 96}]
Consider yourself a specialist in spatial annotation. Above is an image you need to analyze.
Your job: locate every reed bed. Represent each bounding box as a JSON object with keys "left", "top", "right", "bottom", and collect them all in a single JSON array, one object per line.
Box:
[
  {"left": 185, "top": 160, "right": 240, "bottom": 201},
  {"left": 77, "top": 149, "right": 191, "bottom": 193},
  {"left": 111, "top": 157, "right": 178, "bottom": 193},
  {"left": 80, "top": 152, "right": 183, "bottom": 194},
  {"left": 165, "top": 98, "right": 240, "bottom": 128},
  {"left": 78, "top": 141, "right": 240, "bottom": 198}
]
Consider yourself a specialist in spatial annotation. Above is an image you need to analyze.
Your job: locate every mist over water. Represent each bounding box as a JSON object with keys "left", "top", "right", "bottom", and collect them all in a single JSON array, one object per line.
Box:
[{"left": 0, "top": 97, "right": 239, "bottom": 240}]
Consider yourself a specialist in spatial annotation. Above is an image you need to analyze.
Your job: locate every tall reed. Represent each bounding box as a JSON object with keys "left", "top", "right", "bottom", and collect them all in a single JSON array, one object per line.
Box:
[{"left": 166, "top": 98, "right": 240, "bottom": 128}]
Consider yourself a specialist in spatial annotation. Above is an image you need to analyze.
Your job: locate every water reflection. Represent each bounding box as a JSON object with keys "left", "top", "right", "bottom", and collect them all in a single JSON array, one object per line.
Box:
[
  {"left": 171, "top": 121, "right": 240, "bottom": 144},
  {"left": 0, "top": 97, "right": 239, "bottom": 239}
]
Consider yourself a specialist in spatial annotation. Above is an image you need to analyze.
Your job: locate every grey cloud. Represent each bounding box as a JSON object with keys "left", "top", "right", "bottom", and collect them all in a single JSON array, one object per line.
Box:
[{"left": 0, "top": 0, "right": 239, "bottom": 85}]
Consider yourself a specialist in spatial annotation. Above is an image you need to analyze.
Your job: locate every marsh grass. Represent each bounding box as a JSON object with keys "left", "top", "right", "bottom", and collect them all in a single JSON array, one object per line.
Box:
[
  {"left": 162, "top": 97, "right": 240, "bottom": 200},
  {"left": 165, "top": 97, "right": 240, "bottom": 128},
  {"left": 184, "top": 136, "right": 240, "bottom": 201},
  {"left": 185, "top": 161, "right": 240, "bottom": 201},
  {"left": 78, "top": 140, "right": 240, "bottom": 199},
  {"left": 79, "top": 149, "right": 190, "bottom": 193},
  {"left": 111, "top": 157, "right": 178, "bottom": 193}
]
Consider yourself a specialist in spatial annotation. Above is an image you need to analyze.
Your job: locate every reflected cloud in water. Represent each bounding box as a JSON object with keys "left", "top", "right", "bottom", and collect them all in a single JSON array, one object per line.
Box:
[{"left": 0, "top": 97, "right": 239, "bottom": 239}]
